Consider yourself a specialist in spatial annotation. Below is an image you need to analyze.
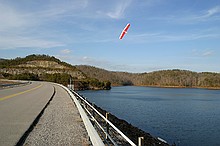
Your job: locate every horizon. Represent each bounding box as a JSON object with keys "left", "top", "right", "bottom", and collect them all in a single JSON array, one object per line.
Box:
[
  {"left": 1, "top": 54, "right": 219, "bottom": 74},
  {"left": 0, "top": 0, "right": 220, "bottom": 73}
]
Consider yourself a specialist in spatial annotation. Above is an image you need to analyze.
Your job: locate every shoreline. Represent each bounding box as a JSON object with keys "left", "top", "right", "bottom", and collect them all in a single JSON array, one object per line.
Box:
[{"left": 112, "top": 84, "right": 220, "bottom": 90}]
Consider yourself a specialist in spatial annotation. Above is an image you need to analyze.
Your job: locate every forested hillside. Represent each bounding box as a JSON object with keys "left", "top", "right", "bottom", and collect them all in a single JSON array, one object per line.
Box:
[
  {"left": 77, "top": 66, "right": 220, "bottom": 89},
  {"left": 0, "top": 54, "right": 73, "bottom": 68},
  {"left": 139, "top": 70, "right": 220, "bottom": 88},
  {"left": 76, "top": 65, "right": 134, "bottom": 86},
  {"left": 0, "top": 55, "right": 111, "bottom": 90}
]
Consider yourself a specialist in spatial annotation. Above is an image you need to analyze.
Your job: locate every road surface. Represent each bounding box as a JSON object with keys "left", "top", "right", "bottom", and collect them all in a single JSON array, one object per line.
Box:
[
  {"left": 0, "top": 81, "right": 54, "bottom": 146},
  {"left": 0, "top": 81, "right": 91, "bottom": 146}
]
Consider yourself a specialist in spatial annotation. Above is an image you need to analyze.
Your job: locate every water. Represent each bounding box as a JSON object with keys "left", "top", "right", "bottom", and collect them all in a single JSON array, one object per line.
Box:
[{"left": 79, "top": 86, "right": 220, "bottom": 146}]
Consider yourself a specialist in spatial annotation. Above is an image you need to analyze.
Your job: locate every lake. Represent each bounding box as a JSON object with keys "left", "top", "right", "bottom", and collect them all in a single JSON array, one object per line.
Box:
[{"left": 79, "top": 86, "right": 220, "bottom": 146}]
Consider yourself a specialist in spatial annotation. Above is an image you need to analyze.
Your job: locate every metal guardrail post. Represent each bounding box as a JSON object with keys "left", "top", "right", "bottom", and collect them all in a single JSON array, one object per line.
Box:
[
  {"left": 105, "top": 112, "right": 109, "bottom": 140},
  {"left": 92, "top": 103, "right": 95, "bottom": 117},
  {"left": 138, "top": 137, "right": 144, "bottom": 146},
  {"left": 84, "top": 97, "right": 87, "bottom": 109}
]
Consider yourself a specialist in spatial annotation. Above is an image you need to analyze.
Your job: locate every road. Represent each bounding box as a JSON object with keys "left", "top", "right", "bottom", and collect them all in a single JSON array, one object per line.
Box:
[{"left": 0, "top": 81, "right": 54, "bottom": 146}]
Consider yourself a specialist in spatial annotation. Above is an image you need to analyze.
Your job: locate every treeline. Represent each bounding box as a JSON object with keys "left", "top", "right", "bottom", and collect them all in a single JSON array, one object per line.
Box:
[
  {"left": 74, "top": 79, "right": 111, "bottom": 90},
  {"left": 1, "top": 72, "right": 70, "bottom": 85},
  {"left": 0, "top": 72, "right": 111, "bottom": 90},
  {"left": 2, "top": 72, "right": 40, "bottom": 81}
]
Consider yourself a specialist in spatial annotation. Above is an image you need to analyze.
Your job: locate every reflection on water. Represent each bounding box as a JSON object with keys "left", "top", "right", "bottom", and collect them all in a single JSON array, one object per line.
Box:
[{"left": 79, "top": 86, "right": 220, "bottom": 146}]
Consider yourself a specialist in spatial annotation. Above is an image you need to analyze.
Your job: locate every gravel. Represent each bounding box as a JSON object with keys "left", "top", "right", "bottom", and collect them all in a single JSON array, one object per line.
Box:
[{"left": 23, "top": 84, "right": 91, "bottom": 146}]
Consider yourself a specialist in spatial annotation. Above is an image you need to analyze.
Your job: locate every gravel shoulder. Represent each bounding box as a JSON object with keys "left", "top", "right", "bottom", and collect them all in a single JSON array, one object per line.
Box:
[{"left": 23, "top": 84, "right": 90, "bottom": 146}]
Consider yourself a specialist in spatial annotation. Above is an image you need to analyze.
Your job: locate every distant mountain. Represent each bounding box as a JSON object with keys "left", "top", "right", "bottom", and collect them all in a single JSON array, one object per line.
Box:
[{"left": 1, "top": 54, "right": 220, "bottom": 89}]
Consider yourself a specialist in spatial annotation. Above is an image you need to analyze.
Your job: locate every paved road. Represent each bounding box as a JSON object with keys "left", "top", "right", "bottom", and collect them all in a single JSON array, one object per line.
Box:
[{"left": 0, "top": 82, "right": 54, "bottom": 146}]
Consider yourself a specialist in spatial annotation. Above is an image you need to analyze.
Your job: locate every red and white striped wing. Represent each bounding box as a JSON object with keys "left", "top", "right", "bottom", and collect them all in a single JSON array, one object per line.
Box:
[
  {"left": 119, "top": 23, "right": 130, "bottom": 40},
  {"left": 124, "top": 23, "right": 130, "bottom": 32},
  {"left": 119, "top": 31, "right": 126, "bottom": 39}
]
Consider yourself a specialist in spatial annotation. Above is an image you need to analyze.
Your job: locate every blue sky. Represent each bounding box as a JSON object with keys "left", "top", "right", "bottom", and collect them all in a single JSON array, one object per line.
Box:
[{"left": 0, "top": 0, "right": 220, "bottom": 73}]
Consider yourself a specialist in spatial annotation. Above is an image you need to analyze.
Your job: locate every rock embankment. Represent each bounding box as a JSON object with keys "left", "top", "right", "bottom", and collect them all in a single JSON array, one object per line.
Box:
[{"left": 93, "top": 104, "right": 170, "bottom": 146}]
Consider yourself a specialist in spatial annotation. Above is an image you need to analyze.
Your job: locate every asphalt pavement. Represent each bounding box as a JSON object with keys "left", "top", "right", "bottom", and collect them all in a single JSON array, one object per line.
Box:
[{"left": 0, "top": 82, "right": 54, "bottom": 145}]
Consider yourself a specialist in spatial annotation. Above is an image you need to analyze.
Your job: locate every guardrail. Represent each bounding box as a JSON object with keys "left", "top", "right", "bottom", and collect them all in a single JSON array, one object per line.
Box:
[
  {"left": 70, "top": 89, "right": 137, "bottom": 146},
  {"left": 57, "top": 84, "right": 105, "bottom": 146}
]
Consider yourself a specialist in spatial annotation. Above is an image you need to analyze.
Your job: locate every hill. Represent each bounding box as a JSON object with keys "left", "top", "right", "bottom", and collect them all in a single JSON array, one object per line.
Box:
[
  {"left": 76, "top": 66, "right": 220, "bottom": 89},
  {"left": 0, "top": 54, "right": 111, "bottom": 90},
  {"left": 1, "top": 54, "right": 220, "bottom": 89},
  {"left": 76, "top": 65, "right": 135, "bottom": 86}
]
